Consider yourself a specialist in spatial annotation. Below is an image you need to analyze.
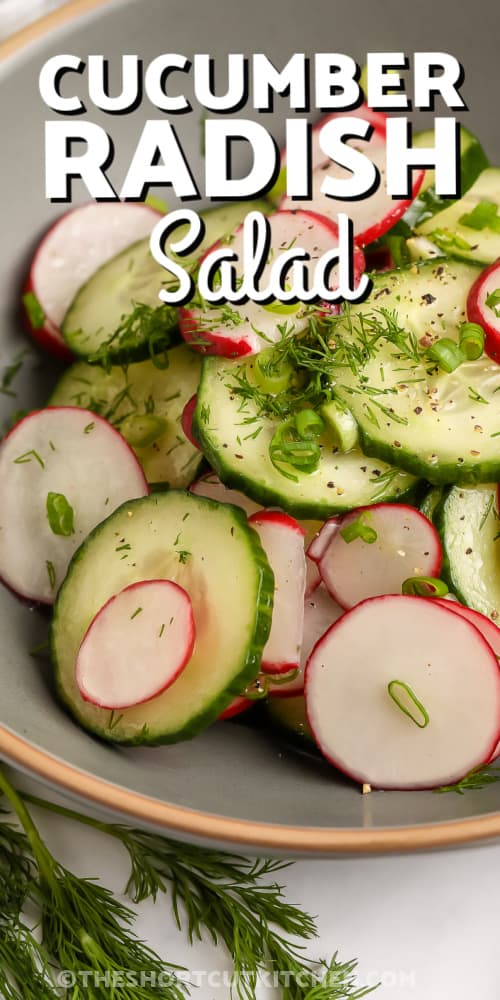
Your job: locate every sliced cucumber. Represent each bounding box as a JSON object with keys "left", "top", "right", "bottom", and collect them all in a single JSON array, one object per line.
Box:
[
  {"left": 52, "top": 491, "right": 274, "bottom": 745},
  {"left": 419, "top": 486, "right": 443, "bottom": 523},
  {"left": 194, "top": 356, "right": 417, "bottom": 519},
  {"left": 434, "top": 485, "right": 500, "bottom": 622},
  {"left": 62, "top": 201, "right": 270, "bottom": 363},
  {"left": 334, "top": 259, "right": 500, "bottom": 484},
  {"left": 48, "top": 345, "right": 203, "bottom": 487},
  {"left": 404, "top": 125, "right": 489, "bottom": 225},
  {"left": 417, "top": 169, "right": 500, "bottom": 266}
]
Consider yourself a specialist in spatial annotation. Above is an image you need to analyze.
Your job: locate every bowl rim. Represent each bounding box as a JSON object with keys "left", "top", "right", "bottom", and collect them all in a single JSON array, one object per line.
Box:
[{"left": 1, "top": 0, "right": 500, "bottom": 854}]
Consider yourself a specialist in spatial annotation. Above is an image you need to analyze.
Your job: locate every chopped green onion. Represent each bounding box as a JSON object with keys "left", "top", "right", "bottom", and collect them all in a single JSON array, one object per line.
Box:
[
  {"left": 267, "top": 667, "right": 300, "bottom": 686},
  {"left": 459, "top": 199, "right": 500, "bottom": 232},
  {"left": 402, "top": 576, "right": 448, "bottom": 597},
  {"left": 340, "top": 515, "right": 377, "bottom": 545},
  {"left": 458, "top": 322, "right": 485, "bottom": 360},
  {"left": 252, "top": 349, "right": 293, "bottom": 394},
  {"left": 22, "top": 291, "right": 45, "bottom": 330},
  {"left": 46, "top": 492, "right": 75, "bottom": 537},
  {"left": 426, "top": 337, "right": 465, "bottom": 373},
  {"left": 485, "top": 287, "right": 500, "bottom": 316},
  {"left": 121, "top": 414, "right": 167, "bottom": 448},
  {"left": 320, "top": 399, "right": 359, "bottom": 452},
  {"left": 269, "top": 415, "right": 322, "bottom": 481},
  {"left": 387, "top": 679, "right": 430, "bottom": 728},
  {"left": 294, "top": 409, "right": 324, "bottom": 439},
  {"left": 431, "top": 228, "right": 472, "bottom": 252}
]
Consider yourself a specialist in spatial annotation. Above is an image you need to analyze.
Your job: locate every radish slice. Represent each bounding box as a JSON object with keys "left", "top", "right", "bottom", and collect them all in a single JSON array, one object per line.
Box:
[
  {"left": 280, "top": 107, "right": 424, "bottom": 247},
  {"left": 0, "top": 407, "right": 148, "bottom": 604},
  {"left": 179, "top": 211, "right": 355, "bottom": 357},
  {"left": 305, "top": 559, "right": 321, "bottom": 598},
  {"left": 180, "top": 395, "right": 201, "bottom": 450},
  {"left": 248, "top": 510, "right": 306, "bottom": 674},
  {"left": 189, "top": 471, "right": 261, "bottom": 516},
  {"left": 219, "top": 695, "right": 254, "bottom": 720},
  {"left": 23, "top": 202, "right": 160, "bottom": 358},
  {"left": 305, "top": 595, "right": 500, "bottom": 789},
  {"left": 313, "top": 503, "right": 442, "bottom": 609},
  {"left": 435, "top": 598, "right": 500, "bottom": 657},
  {"left": 466, "top": 259, "right": 500, "bottom": 363},
  {"left": 76, "top": 579, "right": 195, "bottom": 709},
  {"left": 270, "top": 584, "right": 343, "bottom": 698}
]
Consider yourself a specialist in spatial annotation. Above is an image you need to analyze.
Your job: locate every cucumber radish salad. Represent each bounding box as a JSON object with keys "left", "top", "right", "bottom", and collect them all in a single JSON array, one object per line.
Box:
[{"left": 5, "top": 101, "right": 500, "bottom": 792}]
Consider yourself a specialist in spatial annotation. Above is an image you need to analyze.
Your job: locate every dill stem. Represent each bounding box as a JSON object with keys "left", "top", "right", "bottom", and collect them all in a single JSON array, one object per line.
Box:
[{"left": 0, "top": 767, "right": 55, "bottom": 888}]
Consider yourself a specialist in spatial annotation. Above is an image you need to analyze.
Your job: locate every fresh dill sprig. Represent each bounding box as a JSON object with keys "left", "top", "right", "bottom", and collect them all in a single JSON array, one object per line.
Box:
[
  {"left": 87, "top": 302, "right": 179, "bottom": 370},
  {"left": 0, "top": 769, "right": 186, "bottom": 1000},
  {"left": 436, "top": 763, "right": 500, "bottom": 794},
  {"left": 17, "top": 791, "right": 378, "bottom": 1000}
]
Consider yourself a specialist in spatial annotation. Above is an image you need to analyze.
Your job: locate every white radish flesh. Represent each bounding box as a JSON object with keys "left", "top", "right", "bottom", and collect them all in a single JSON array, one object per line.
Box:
[
  {"left": 0, "top": 407, "right": 148, "bottom": 604},
  {"left": 24, "top": 202, "right": 160, "bottom": 356},
  {"left": 280, "top": 109, "right": 423, "bottom": 247},
  {"left": 435, "top": 599, "right": 500, "bottom": 656},
  {"left": 189, "top": 472, "right": 261, "bottom": 516},
  {"left": 314, "top": 503, "right": 442, "bottom": 609},
  {"left": 76, "top": 580, "right": 195, "bottom": 709},
  {"left": 270, "top": 584, "right": 343, "bottom": 697},
  {"left": 179, "top": 211, "right": 349, "bottom": 357},
  {"left": 248, "top": 510, "right": 306, "bottom": 674},
  {"left": 305, "top": 595, "right": 500, "bottom": 789}
]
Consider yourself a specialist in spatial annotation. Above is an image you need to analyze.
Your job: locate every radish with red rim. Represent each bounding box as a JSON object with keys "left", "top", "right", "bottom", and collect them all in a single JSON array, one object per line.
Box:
[
  {"left": 22, "top": 202, "right": 161, "bottom": 359},
  {"left": 0, "top": 407, "right": 149, "bottom": 604},
  {"left": 435, "top": 598, "right": 500, "bottom": 656},
  {"left": 270, "top": 584, "right": 343, "bottom": 698},
  {"left": 279, "top": 106, "right": 424, "bottom": 248},
  {"left": 179, "top": 211, "right": 363, "bottom": 357},
  {"left": 180, "top": 395, "right": 202, "bottom": 450},
  {"left": 248, "top": 510, "right": 306, "bottom": 674},
  {"left": 466, "top": 259, "right": 500, "bottom": 362},
  {"left": 76, "top": 579, "right": 195, "bottom": 710},
  {"left": 305, "top": 595, "right": 500, "bottom": 790},
  {"left": 308, "top": 503, "right": 442, "bottom": 609},
  {"left": 189, "top": 471, "right": 261, "bottom": 516}
]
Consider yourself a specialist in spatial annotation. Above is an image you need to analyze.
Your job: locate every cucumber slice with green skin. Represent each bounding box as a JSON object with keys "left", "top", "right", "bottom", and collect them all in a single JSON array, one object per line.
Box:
[
  {"left": 403, "top": 126, "right": 489, "bottom": 226},
  {"left": 417, "top": 169, "right": 500, "bottom": 266},
  {"left": 419, "top": 486, "right": 443, "bottom": 523},
  {"left": 52, "top": 491, "right": 274, "bottom": 745},
  {"left": 193, "top": 356, "right": 418, "bottom": 519},
  {"left": 333, "top": 259, "right": 500, "bottom": 485},
  {"left": 62, "top": 201, "right": 270, "bottom": 363},
  {"left": 434, "top": 484, "right": 500, "bottom": 623},
  {"left": 48, "top": 346, "right": 203, "bottom": 488}
]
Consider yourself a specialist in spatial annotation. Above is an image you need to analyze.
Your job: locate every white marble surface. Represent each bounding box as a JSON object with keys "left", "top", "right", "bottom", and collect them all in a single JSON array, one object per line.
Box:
[{"left": 2, "top": 3, "right": 500, "bottom": 998}]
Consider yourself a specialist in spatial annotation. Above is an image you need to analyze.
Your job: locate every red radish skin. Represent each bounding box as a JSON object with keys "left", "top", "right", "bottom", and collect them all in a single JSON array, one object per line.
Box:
[
  {"left": 219, "top": 696, "right": 254, "bottom": 720},
  {"left": 270, "top": 584, "right": 343, "bottom": 698},
  {"left": 466, "top": 259, "right": 500, "bottom": 363},
  {"left": 248, "top": 510, "right": 306, "bottom": 674},
  {"left": 76, "top": 579, "right": 195, "bottom": 709},
  {"left": 436, "top": 599, "right": 500, "bottom": 656},
  {"left": 179, "top": 211, "right": 347, "bottom": 357},
  {"left": 0, "top": 407, "right": 149, "bottom": 605},
  {"left": 181, "top": 395, "right": 201, "bottom": 450},
  {"left": 305, "top": 595, "right": 500, "bottom": 790},
  {"left": 280, "top": 106, "right": 424, "bottom": 248},
  {"left": 314, "top": 503, "right": 442, "bottom": 609},
  {"left": 23, "top": 202, "right": 161, "bottom": 358}
]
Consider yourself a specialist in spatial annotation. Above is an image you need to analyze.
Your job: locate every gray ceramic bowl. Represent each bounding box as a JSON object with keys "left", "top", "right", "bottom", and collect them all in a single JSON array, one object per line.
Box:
[{"left": 1, "top": 0, "right": 500, "bottom": 855}]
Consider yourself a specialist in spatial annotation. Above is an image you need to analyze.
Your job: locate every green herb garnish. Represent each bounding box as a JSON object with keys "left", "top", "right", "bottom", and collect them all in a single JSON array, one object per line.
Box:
[
  {"left": 22, "top": 292, "right": 45, "bottom": 330},
  {"left": 46, "top": 492, "right": 75, "bottom": 537},
  {"left": 387, "top": 680, "right": 430, "bottom": 729}
]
